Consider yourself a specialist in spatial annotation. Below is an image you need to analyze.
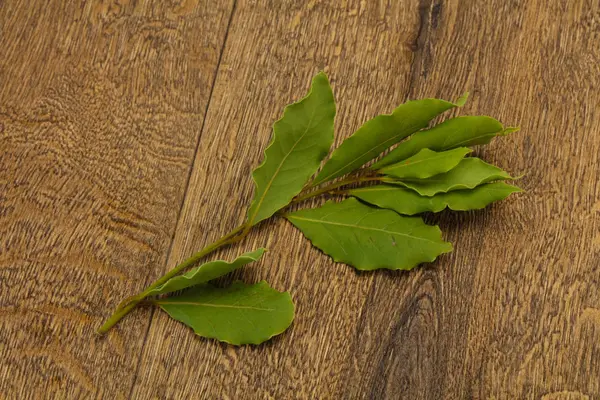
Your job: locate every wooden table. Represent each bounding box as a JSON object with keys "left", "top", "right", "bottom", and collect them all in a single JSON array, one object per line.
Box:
[{"left": 1, "top": 1, "right": 599, "bottom": 398}]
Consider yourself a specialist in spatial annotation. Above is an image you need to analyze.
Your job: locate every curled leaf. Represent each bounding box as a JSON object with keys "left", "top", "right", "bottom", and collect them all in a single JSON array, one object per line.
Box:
[
  {"left": 350, "top": 182, "right": 522, "bottom": 215},
  {"left": 286, "top": 198, "right": 452, "bottom": 271},
  {"left": 147, "top": 248, "right": 266, "bottom": 296},
  {"left": 247, "top": 72, "right": 336, "bottom": 226},
  {"left": 393, "top": 157, "right": 513, "bottom": 196},
  {"left": 156, "top": 281, "right": 294, "bottom": 345},
  {"left": 372, "top": 116, "right": 509, "bottom": 169},
  {"left": 310, "top": 94, "right": 467, "bottom": 186},
  {"left": 378, "top": 147, "right": 471, "bottom": 179}
]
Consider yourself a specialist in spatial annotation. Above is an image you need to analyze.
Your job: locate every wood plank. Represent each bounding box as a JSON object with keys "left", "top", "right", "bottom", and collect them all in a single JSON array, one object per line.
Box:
[
  {"left": 132, "top": 0, "right": 600, "bottom": 398},
  {"left": 0, "top": 1, "right": 234, "bottom": 398},
  {"left": 2, "top": 0, "right": 598, "bottom": 398},
  {"left": 130, "top": 1, "right": 438, "bottom": 398},
  {"left": 408, "top": 1, "right": 600, "bottom": 398}
]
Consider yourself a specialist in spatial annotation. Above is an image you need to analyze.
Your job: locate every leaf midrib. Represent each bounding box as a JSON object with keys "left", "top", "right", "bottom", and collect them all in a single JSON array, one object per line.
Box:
[
  {"left": 352, "top": 184, "right": 515, "bottom": 195},
  {"left": 288, "top": 215, "right": 442, "bottom": 244},
  {"left": 381, "top": 149, "right": 465, "bottom": 173},
  {"left": 157, "top": 301, "right": 274, "bottom": 311},
  {"left": 248, "top": 112, "right": 316, "bottom": 225},
  {"left": 315, "top": 121, "right": 422, "bottom": 185},
  {"left": 442, "top": 130, "right": 501, "bottom": 149},
  {"left": 401, "top": 174, "right": 507, "bottom": 184},
  {"left": 351, "top": 186, "right": 399, "bottom": 193}
]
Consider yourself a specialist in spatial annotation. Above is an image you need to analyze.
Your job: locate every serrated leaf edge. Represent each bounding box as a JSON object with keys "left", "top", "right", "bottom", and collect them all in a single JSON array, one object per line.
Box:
[
  {"left": 148, "top": 248, "right": 266, "bottom": 296},
  {"left": 370, "top": 115, "right": 507, "bottom": 170},
  {"left": 310, "top": 94, "right": 467, "bottom": 187},
  {"left": 378, "top": 147, "right": 472, "bottom": 178},
  {"left": 286, "top": 201, "right": 453, "bottom": 271},
  {"left": 394, "top": 158, "right": 516, "bottom": 196},
  {"left": 350, "top": 183, "right": 522, "bottom": 215},
  {"left": 247, "top": 71, "right": 334, "bottom": 226}
]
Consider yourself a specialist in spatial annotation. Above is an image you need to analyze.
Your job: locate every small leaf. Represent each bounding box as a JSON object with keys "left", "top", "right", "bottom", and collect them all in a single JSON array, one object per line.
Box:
[
  {"left": 286, "top": 198, "right": 452, "bottom": 271},
  {"left": 247, "top": 72, "right": 336, "bottom": 226},
  {"left": 393, "top": 158, "right": 513, "bottom": 196},
  {"left": 156, "top": 281, "right": 294, "bottom": 345},
  {"left": 372, "top": 116, "right": 509, "bottom": 169},
  {"left": 310, "top": 95, "right": 467, "bottom": 187},
  {"left": 378, "top": 147, "right": 471, "bottom": 179},
  {"left": 350, "top": 182, "right": 522, "bottom": 215},
  {"left": 147, "top": 248, "right": 266, "bottom": 296}
]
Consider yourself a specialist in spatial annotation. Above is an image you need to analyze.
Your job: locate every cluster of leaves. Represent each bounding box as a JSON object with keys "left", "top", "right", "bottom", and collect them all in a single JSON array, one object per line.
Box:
[{"left": 99, "top": 72, "right": 521, "bottom": 345}]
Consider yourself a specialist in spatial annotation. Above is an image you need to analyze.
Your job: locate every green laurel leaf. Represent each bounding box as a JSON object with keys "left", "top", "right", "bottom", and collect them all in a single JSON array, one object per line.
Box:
[
  {"left": 371, "top": 116, "right": 513, "bottom": 169},
  {"left": 310, "top": 94, "right": 468, "bottom": 187},
  {"left": 286, "top": 198, "right": 452, "bottom": 271},
  {"left": 393, "top": 157, "right": 513, "bottom": 196},
  {"left": 247, "top": 72, "right": 335, "bottom": 226},
  {"left": 350, "top": 182, "right": 522, "bottom": 215},
  {"left": 378, "top": 147, "right": 471, "bottom": 179},
  {"left": 147, "top": 248, "right": 266, "bottom": 296},
  {"left": 155, "top": 281, "right": 294, "bottom": 345}
]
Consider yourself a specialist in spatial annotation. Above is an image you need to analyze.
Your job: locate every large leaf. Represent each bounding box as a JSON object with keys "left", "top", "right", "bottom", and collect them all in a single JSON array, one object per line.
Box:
[
  {"left": 393, "top": 157, "right": 513, "bottom": 196},
  {"left": 310, "top": 94, "right": 467, "bottom": 187},
  {"left": 286, "top": 198, "right": 452, "bottom": 271},
  {"left": 247, "top": 72, "right": 335, "bottom": 226},
  {"left": 350, "top": 182, "right": 521, "bottom": 215},
  {"left": 378, "top": 147, "right": 471, "bottom": 179},
  {"left": 147, "top": 248, "right": 266, "bottom": 296},
  {"left": 372, "top": 116, "right": 512, "bottom": 169},
  {"left": 155, "top": 281, "right": 294, "bottom": 345}
]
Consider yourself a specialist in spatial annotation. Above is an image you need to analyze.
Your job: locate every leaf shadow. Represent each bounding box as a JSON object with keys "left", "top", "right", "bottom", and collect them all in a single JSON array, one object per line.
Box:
[
  {"left": 189, "top": 324, "right": 293, "bottom": 349},
  {"left": 423, "top": 206, "right": 498, "bottom": 237}
]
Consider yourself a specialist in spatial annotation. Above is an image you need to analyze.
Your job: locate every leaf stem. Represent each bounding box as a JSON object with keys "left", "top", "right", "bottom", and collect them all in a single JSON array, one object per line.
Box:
[
  {"left": 286, "top": 175, "right": 385, "bottom": 208},
  {"left": 97, "top": 223, "right": 247, "bottom": 334},
  {"left": 98, "top": 171, "right": 391, "bottom": 334}
]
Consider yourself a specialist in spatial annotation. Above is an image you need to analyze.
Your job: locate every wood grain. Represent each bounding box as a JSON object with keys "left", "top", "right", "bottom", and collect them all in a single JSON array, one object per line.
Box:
[
  {"left": 0, "top": 0, "right": 234, "bottom": 398},
  {"left": 1, "top": 0, "right": 599, "bottom": 399},
  {"left": 131, "top": 0, "right": 600, "bottom": 399}
]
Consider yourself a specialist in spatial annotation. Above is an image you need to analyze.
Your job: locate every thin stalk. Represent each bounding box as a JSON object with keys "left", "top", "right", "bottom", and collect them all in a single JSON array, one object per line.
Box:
[
  {"left": 98, "top": 172, "right": 392, "bottom": 334},
  {"left": 285, "top": 175, "right": 385, "bottom": 208},
  {"left": 97, "top": 223, "right": 246, "bottom": 334}
]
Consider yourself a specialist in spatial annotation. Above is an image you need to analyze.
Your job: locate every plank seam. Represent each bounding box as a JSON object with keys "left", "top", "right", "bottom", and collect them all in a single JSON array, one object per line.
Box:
[
  {"left": 354, "top": 1, "right": 438, "bottom": 398},
  {"left": 126, "top": 2, "right": 238, "bottom": 398},
  {"left": 407, "top": 0, "right": 436, "bottom": 97}
]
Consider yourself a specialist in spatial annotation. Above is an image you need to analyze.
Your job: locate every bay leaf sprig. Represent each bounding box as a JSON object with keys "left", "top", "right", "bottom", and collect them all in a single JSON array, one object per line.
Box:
[{"left": 98, "top": 72, "right": 521, "bottom": 345}]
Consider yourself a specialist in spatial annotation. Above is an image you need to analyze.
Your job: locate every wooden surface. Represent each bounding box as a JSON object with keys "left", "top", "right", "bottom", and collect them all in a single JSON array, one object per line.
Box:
[{"left": 1, "top": 0, "right": 599, "bottom": 399}]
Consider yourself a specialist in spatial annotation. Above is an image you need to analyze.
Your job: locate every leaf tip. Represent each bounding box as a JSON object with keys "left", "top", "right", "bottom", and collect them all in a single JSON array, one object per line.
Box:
[
  {"left": 512, "top": 185, "right": 525, "bottom": 193},
  {"left": 454, "top": 92, "right": 469, "bottom": 107},
  {"left": 501, "top": 126, "right": 520, "bottom": 136},
  {"left": 313, "top": 70, "right": 329, "bottom": 84},
  {"left": 444, "top": 241, "right": 454, "bottom": 253},
  {"left": 253, "top": 247, "right": 268, "bottom": 258}
]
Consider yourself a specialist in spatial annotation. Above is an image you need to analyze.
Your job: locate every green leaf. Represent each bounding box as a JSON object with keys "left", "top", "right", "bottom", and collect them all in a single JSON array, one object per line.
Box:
[
  {"left": 393, "top": 157, "right": 513, "bottom": 196},
  {"left": 147, "top": 248, "right": 266, "bottom": 296},
  {"left": 378, "top": 147, "right": 471, "bottom": 179},
  {"left": 247, "top": 72, "right": 336, "bottom": 226},
  {"left": 310, "top": 94, "right": 467, "bottom": 187},
  {"left": 371, "top": 116, "right": 512, "bottom": 169},
  {"left": 286, "top": 198, "right": 452, "bottom": 271},
  {"left": 155, "top": 281, "right": 294, "bottom": 345},
  {"left": 350, "top": 182, "right": 522, "bottom": 215}
]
